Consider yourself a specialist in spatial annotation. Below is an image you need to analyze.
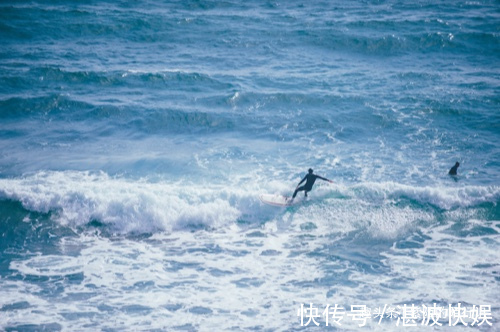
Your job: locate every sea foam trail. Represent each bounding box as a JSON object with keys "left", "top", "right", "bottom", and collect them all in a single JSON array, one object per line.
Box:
[{"left": 0, "top": 171, "right": 498, "bottom": 236}]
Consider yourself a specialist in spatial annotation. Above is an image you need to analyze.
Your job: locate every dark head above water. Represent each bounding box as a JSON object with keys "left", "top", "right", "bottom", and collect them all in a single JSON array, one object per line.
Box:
[{"left": 308, "top": 168, "right": 313, "bottom": 174}]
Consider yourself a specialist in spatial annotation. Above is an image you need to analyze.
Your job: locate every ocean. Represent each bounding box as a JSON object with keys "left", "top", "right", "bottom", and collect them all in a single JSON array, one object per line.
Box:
[{"left": 0, "top": 0, "right": 499, "bottom": 331}]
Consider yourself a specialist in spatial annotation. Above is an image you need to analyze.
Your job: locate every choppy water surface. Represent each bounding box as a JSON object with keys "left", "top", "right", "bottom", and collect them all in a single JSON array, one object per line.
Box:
[{"left": 0, "top": 1, "right": 499, "bottom": 330}]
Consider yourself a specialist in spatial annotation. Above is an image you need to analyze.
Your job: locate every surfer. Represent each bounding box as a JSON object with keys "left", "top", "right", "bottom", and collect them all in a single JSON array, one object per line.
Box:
[
  {"left": 291, "top": 168, "right": 333, "bottom": 200},
  {"left": 448, "top": 162, "right": 460, "bottom": 175}
]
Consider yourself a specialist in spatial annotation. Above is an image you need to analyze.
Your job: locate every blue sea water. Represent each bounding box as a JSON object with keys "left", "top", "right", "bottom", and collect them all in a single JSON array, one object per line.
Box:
[{"left": 0, "top": 0, "right": 499, "bottom": 330}]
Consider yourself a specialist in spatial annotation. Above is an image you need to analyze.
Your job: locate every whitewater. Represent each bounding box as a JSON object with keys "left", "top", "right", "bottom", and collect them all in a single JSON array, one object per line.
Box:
[{"left": 0, "top": 1, "right": 499, "bottom": 331}]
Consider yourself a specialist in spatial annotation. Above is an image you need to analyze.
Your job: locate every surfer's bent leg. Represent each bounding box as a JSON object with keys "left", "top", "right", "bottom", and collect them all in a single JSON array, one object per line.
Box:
[
  {"left": 292, "top": 186, "right": 305, "bottom": 199},
  {"left": 303, "top": 185, "right": 313, "bottom": 197}
]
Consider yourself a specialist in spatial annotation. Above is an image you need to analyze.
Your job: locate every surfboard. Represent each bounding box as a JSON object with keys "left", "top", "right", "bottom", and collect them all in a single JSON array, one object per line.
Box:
[{"left": 259, "top": 193, "right": 295, "bottom": 207}]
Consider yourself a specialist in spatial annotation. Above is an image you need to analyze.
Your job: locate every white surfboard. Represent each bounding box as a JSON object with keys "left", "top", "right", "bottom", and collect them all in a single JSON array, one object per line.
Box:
[{"left": 259, "top": 193, "right": 295, "bottom": 207}]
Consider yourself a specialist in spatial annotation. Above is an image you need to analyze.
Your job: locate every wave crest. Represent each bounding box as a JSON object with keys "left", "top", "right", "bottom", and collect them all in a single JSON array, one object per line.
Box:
[
  {"left": 0, "top": 171, "right": 241, "bottom": 234},
  {"left": 0, "top": 172, "right": 497, "bottom": 236}
]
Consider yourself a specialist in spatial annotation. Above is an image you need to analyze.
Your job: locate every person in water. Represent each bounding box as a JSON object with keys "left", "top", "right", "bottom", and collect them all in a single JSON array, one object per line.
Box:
[
  {"left": 449, "top": 162, "right": 460, "bottom": 175},
  {"left": 291, "top": 168, "right": 333, "bottom": 200}
]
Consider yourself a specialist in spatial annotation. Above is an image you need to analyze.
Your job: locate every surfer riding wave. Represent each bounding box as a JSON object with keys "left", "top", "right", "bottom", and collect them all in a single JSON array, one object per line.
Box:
[{"left": 291, "top": 168, "right": 333, "bottom": 201}]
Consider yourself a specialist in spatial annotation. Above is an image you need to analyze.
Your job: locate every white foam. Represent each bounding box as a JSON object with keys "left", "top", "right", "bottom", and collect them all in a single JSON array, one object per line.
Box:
[
  {"left": 285, "top": 181, "right": 499, "bottom": 240},
  {"left": 0, "top": 172, "right": 497, "bottom": 237},
  {"left": 0, "top": 171, "right": 243, "bottom": 234},
  {"left": 2, "top": 172, "right": 498, "bottom": 331},
  {"left": 4, "top": 229, "right": 334, "bottom": 331},
  {"left": 342, "top": 181, "right": 500, "bottom": 210},
  {"left": 378, "top": 222, "right": 500, "bottom": 307}
]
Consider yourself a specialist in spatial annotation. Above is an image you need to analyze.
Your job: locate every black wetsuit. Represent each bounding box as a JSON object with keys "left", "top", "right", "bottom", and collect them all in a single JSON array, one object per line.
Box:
[
  {"left": 449, "top": 163, "right": 459, "bottom": 175},
  {"left": 292, "top": 173, "right": 329, "bottom": 198}
]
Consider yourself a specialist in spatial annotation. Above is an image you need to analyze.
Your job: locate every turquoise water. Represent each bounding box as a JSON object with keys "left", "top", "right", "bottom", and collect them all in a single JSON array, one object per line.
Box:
[{"left": 0, "top": 1, "right": 499, "bottom": 331}]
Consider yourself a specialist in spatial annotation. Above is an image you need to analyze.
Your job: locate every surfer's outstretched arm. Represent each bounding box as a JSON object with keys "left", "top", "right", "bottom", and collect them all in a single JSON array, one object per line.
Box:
[{"left": 317, "top": 175, "right": 333, "bottom": 183}]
